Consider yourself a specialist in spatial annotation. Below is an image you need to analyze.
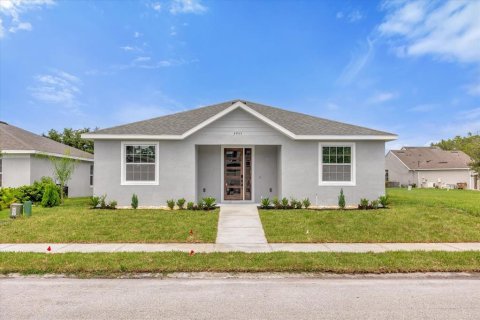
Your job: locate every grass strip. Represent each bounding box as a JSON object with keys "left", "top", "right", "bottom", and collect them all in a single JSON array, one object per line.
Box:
[{"left": 1, "top": 251, "right": 480, "bottom": 277}]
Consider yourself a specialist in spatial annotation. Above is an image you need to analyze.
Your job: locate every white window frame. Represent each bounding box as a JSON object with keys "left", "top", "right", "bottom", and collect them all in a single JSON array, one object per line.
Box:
[
  {"left": 318, "top": 142, "right": 356, "bottom": 186},
  {"left": 89, "top": 164, "right": 94, "bottom": 187},
  {"left": 121, "top": 141, "right": 159, "bottom": 185}
]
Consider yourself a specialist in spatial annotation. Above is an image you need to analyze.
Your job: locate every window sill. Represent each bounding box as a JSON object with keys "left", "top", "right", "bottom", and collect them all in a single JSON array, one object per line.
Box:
[
  {"left": 318, "top": 181, "right": 356, "bottom": 187},
  {"left": 121, "top": 181, "right": 159, "bottom": 186}
]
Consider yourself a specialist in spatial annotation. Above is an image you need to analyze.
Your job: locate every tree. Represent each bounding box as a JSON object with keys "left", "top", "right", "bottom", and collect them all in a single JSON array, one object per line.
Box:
[
  {"left": 44, "top": 128, "right": 96, "bottom": 154},
  {"left": 431, "top": 133, "right": 480, "bottom": 173},
  {"left": 50, "top": 151, "right": 77, "bottom": 204}
]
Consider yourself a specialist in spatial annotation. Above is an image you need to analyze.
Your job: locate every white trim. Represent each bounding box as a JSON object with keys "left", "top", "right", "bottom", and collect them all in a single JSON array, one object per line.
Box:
[
  {"left": 81, "top": 102, "right": 398, "bottom": 141},
  {"left": 120, "top": 141, "right": 159, "bottom": 186},
  {"left": 220, "top": 145, "right": 255, "bottom": 203},
  {"left": 387, "top": 150, "right": 411, "bottom": 171},
  {"left": 318, "top": 142, "right": 356, "bottom": 186},
  {"left": 409, "top": 168, "right": 471, "bottom": 171},
  {"left": 1, "top": 149, "right": 93, "bottom": 162}
]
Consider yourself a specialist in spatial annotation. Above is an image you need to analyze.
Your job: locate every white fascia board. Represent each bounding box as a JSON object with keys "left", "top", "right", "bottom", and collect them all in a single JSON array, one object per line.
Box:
[
  {"left": 296, "top": 134, "right": 398, "bottom": 141},
  {"left": 1, "top": 150, "right": 93, "bottom": 162},
  {"left": 414, "top": 168, "right": 471, "bottom": 171}
]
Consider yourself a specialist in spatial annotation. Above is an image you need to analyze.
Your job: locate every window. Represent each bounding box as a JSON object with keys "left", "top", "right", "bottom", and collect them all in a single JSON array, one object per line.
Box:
[
  {"left": 0, "top": 158, "right": 2, "bottom": 187},
  {"left": 121, "top": 142, "right": 158, "bottom": 185},
  {"left": 90, "top": 164, "right": 94, "bottom": 186},
  {"left": 319, "top": 143, "right": 355, "bottom": 185},
  {"left": 385, "top": 169, "right": 389, "bottom": 182}
]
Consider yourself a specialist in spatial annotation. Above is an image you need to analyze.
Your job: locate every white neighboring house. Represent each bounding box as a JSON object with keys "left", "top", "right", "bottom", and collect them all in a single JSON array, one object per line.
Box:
[
  {"left": 0, "top": 121, "right": 94, "bottom": 197},
  {"left": 385, "top": 147, "right": 479, "bottom": 190}
]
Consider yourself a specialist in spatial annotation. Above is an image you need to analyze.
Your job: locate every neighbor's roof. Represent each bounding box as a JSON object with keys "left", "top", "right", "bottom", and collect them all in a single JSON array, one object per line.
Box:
[
  {"left": 0, "top": 121, "right": 93, "bottom": 160},
  {"left": 86, "top": 100, "right": 396, "bottom": 140},
  {"left": 390, "top": 147, "right": 472, "bottom": 170}
]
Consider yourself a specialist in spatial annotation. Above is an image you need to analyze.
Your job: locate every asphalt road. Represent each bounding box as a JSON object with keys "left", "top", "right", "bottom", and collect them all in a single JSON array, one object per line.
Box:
[{"left": 1, "top": 276, "right": 480, "bottom": 319}]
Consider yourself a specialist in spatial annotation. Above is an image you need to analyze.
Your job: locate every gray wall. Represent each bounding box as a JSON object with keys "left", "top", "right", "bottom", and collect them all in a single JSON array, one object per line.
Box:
[
  {"left": 93, "top": 108, "right": 387, "bottom": 206},
  {"left": 385, "top": 152, "right": 415, "bottom": 186},
  {"left": 197, "top": 145, "right": 221, "bottom": 201},
  {"left": 254, "top": 145, "right": 279, "bottom": 201},
  {"left": 1, "top": 154, "right": 92, "bottom": 197}
]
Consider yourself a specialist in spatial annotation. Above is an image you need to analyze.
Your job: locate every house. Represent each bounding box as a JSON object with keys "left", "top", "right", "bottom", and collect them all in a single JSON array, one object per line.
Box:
[
  {"left": 0, "top": 121, "right": 94, "bottom": 197},
  {"left": 82, "top": 100, "right": 397, "bottom": 206},
  {"left": 385, "top": 146, "right": 479, "bottom": 190}
]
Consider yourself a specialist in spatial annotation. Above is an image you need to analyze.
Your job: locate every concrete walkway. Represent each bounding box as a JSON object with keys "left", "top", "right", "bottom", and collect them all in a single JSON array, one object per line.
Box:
[
  {"left": 215, "top": 204, "right": 269, "bottom": 252},
  {"left": 1, "top": 243, "right": 480, "bottom": 253}
]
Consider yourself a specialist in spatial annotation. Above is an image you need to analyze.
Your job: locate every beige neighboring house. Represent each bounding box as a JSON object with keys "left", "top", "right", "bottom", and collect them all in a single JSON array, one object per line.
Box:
[
  {"left": 386, "top": 146, "right": 479, "bottom": 190},
  {"left": 0, "top": 121, "right": 94, "bottom": 197}
]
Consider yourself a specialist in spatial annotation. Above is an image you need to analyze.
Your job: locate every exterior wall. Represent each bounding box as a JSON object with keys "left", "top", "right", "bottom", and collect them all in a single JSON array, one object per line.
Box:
[
  {"left": 1, "top": 154, "right": 30, "bottom": 187},
  {"left": 93, "top": 108, "right": 387, "bottom": 206},
  {"left": 385, "top": 152, "right": 415, "bottom": 186},
  {"left": 197, "top": 145, "right": 221, "bottom": 201},
  {"left": 415, "top": 169, "right": 473, "bottom": 189}
]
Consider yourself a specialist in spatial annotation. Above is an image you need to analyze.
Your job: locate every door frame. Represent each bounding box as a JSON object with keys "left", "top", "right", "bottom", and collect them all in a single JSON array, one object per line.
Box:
[{"left": 220, "top": 145, "right": 255, "bottom": 203}]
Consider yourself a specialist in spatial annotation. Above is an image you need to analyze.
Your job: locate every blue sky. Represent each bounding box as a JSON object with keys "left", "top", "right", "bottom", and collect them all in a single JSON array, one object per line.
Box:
[{"left": 0, "top": 0, "right": 479, "bottom": 150}]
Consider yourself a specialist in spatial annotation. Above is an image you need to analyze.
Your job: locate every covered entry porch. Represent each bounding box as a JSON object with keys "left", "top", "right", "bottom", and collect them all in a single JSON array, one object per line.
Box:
[{"left": 196, "top": 145, "right": 281, "bottom": 203}]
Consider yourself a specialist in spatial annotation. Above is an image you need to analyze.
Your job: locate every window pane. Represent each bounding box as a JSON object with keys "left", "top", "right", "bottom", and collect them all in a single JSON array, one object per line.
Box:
[
  {"left": 344, "top": 147, "right": 351, "bottom": 156},
  {"left": 322, "top": 164, "right": 351, "bottom": 182},
  {"left": 126, "top": 146, "right": 133, "bottom": 154}
]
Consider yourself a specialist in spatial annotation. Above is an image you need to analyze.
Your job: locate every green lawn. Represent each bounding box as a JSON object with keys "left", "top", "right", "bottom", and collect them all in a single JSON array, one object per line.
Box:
[
  {"left": 0, "top": 198, "right": 218, "bottom": 243},
  {"left": 259, "top": 188, "right": 480, "bottom": 243},
  {"left": 1, "top": 251, "right": 479, "bottom": 276}
]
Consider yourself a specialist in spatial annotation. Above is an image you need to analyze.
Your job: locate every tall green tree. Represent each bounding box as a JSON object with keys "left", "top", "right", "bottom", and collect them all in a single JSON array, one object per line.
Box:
[
  {"left": 50, "top": 151, "right": 77, "bottom": 204},
  {"left": 44, "top": 128, "right": 95, "bottom": 154},
  {"left": 432, "top": 133, "right": 480, "bottom": 173}
]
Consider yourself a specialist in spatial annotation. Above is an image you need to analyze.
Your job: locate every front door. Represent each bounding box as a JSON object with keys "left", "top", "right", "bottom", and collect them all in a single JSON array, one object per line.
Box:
[{"left": 224, "top": 148, "right": 252, "bottom": 200}]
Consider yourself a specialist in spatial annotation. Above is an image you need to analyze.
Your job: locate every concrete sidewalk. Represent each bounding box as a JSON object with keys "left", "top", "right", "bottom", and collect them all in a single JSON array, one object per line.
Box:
[{"left": 1, "top": 242, "right": 480, "bottom": 253}]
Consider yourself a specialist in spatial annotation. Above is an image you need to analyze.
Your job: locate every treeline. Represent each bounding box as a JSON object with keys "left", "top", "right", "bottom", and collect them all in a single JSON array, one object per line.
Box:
[
  {"left": 43, "top": 128, "right": 96, "bottom": 154},
  {"left": 431, "top": 132, "right": 480, "bottom": 173}
]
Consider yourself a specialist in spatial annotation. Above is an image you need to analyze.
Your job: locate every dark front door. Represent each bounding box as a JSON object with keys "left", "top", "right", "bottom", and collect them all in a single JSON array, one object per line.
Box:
[{"left": 224, "top": 148, "right": 243, "bottom": 200}]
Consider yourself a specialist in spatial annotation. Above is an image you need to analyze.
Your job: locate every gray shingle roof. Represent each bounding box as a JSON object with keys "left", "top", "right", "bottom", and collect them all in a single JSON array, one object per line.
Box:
[
  {"left": 92, "top": 100, "right": 395, "bottom": 137},
  {"left": 0, "top": 122, "right": 93, "bottom": 160},
  {"left": 391, "top": 147, "right": 472, "bottom": 170}
]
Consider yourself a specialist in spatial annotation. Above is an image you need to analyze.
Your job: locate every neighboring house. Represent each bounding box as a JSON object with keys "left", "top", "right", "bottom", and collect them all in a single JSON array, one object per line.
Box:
[
  {"left": 82, "top": 100, "right": 397, "bottom": 206},
  {"left": 386, "top": 147, "right": 479, "bottom": 190},
  {"left": 0, "top": 121, "right": 94, "bottom": 197}
]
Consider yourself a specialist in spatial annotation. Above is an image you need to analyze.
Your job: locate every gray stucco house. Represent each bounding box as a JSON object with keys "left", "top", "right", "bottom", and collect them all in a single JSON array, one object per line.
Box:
[
  {"left": 386, "top": 147, "right": 479, "bottom": 190},
  {"left": 83, "top": 100, "right": 397, "bottom": 206},
  {"left": 0, "top": 121, "right": 94, "bottom": 197}
]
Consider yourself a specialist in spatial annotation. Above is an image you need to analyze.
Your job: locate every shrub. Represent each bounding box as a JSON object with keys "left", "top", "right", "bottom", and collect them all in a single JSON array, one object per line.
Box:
[
  {"left": 338, "top": 188, "right": 346, "bottom": 209},
  {"left": 90, "top": 196, "right": 100, "bottom": 209},
  {"left": 290, "top": 198, "right": 302, "bottom": 209},
  {"left": 272, "top": 197, "right": 281, "bottom": 209},
  {"left": 281, "top": 197, "right": 289, "bottom": 209},
  {"left": 302, "top": 198, "right": 311, "bottom": 209},
  {"left": 99, "top": 194, "right": 107, "bottom": 209},
  {"left": 131, "top": 194, "right": 139, "bottom": 209},
  {"left": 177, "top": 198, "right": 186, "bottom": 210},
  {"left": 166, "top": 199, "right": 175, "bottom": 210},
  {"left": 370, "top": 200, "right": 379, "bottom": 210},
  {"left": 202, "top": 197, "right": 216, "bottom": 210},
  {"left": 187, "top": 201, "right": 195, "bottom": 210},
  {"left": 379, "top": 195, "right": 389, "bottom": 208},
  {"left": 358, "top": 198, "right": 369, "bottom": 210},
  {"left": 41, "top": 184, "right": 60, "bottom": 207},
  {"left": 197, "top": 201, "right": 205, "bottom": 210},
  {"left": 260, "top": 198, "right": 271, "bottom": 209},
  {"left": 108, "top": 200, "right": 117, "bottom": 209}
]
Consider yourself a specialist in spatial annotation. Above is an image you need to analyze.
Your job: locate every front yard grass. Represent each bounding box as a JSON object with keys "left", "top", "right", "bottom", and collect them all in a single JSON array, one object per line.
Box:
[
  {"left": 259, "top": 188, "right": 480, "bottom": 243},
  {"left": 0, "top": 198, "right": 218, "bottom": 243},
  {"left": 1, "top": 251, "right": 479, "bottom": 276}
]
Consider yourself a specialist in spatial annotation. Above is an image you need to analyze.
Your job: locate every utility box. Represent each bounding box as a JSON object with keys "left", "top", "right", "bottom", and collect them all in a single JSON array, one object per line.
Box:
[
  {"left": 10, "top": 203, "right": 23, "bottom": 219},
  {"left": 23, "top": 201, "right": 32, "bottom": 217}
]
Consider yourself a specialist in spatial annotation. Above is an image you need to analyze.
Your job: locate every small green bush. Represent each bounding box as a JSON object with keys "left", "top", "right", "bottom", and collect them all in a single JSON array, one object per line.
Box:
[
  {"left": 108, "top": 200, "right": 117, "bottom": 209},
  {"left": 295, "top": 200, "right": 303, "bottom": 209},
  {"left": 187, "top": 201, "right": 195, "bottom": 210},
  {"left": 177, "top": 198, "right": 186, "bottom": 210},
  {"left": 166, "top": 199, "right": 175, "bottom": 210},
  {"left": 0, "top": 188, "right": 18, "bottom": 208},
  {"left": 99, "top": 194, "right": 107, "bottom": 209},
  {"left": 281, "top": 197, "right": 289, "bottom": 209},
  {"left": 202, "top": 197, "right": 216, "bottom": 210},
  {"left": 370, "top": 200, "right": 379, "bottom": 209},
  {"left": 41, "top": 184, "right": 60, "bottom": 207},
  {"left": 359, "top": 198, "right": 369, "bottom": 210},
  {"left": 131, "top": 194, "right": 139, "bottom": 209},
  {"left": 260, "top": 198, "right": 271, "bottom": 209},
  {"left": 379, "top": 195, "right": 389, "bottom": 208},
  {"left": 302, "top": 198, "right": 311, "bottom": 209},
  {"left": 272, "top": 197, "right": 281, "bottom": 209},
  {"left": 338, "top": 188, "right": 346, "bottom": 209},
  {"left": 90, "top": 196, "right": 100, "bottom": 209}
]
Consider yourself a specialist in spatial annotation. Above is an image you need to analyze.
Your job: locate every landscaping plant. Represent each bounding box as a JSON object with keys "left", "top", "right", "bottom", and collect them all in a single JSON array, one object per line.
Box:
[
  {"left": 49, "top": 151, "right": 77, "bottom": 204},
  {"left": 108, "top": 200, "right": 117, "bottom": 209},
  {"left": 281, "top": 197, "right": 289, "bottom": 209},
  {"left": 202, "top": 197, "right": 216, "bottom": 211},
  {"left": 261, "top": 198, "right": 271, "bottom": 209},
  {"left": 379, "top": 195, "right": 389, "bottom": 208},
  {"left": 90, "top": 196, "right": 100, "bottom": 209},
  {"left": 272, "top": 197, "right": 281, "bottom": 209},
  {"left": 99, "top": 194, "right": 107, "bottom": 209},
  {"left": 131, "top": 194, "right": 139, "bottom": 209},
  {"left": 187, "top": 201, "right": 195, "bottom": 210},
  {"left": 302, "top": 198, "right": 311, "bottom": 209},
  {"left": 41, "top": 183, "right": 60, "bottom": 208},
  {"left": 177, "top": 198, "right": 186, "bottom": 210},
  {"left": 167, "top": 199, "right": 176, "bottom": 210},
  {"left": 338, "top": 188, "right": 346, "bottom": 209},
  {"left": 359, "top": 198, "right": 369, "bottom": 210},
  {"left": 370, "top": 200, "right": 379, "bottom": 210}
]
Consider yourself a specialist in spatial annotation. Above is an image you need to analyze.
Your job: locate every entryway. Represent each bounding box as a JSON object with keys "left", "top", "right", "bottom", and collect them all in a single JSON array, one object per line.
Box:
[{"left": 223, "top": 147, "right": 252, "bottom": 201}]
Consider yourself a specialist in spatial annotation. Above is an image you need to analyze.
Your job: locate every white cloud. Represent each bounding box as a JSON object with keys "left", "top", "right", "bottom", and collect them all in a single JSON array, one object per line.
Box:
[
  {"left": 0, "top": 0, "right": 54, "bottom": 38},
  {"left": 336, "top": 9, "right": 364, "bottom": 23},
  {"left": 133, "top": 31, "right": 142, "bottom": 38},
  {"left": 169, "top": 0, "right": 207, "bottom": 15},
  {"left": 336, "top": 12, "right": 344, "bottom": 19},
  {"left": 466, "top": 82, "right": 480, "bottom": 96},
  {"left": 367, "top": 91, "right": 397, "bottom": 104},
  {"left": 378, "top": 0, "right": 480, "bottom": 64},
  {"left": 151, "top": 2, "right": 162, "bottom": 12},
  {"left": 338, "top": 37, "right": 375, "bottom": 85},
  {"left": 120, "top": 45, "right": 142, "bottom": 52},
  {"left": 29, "top": 70, "right": 82, "bottom": 111}
]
